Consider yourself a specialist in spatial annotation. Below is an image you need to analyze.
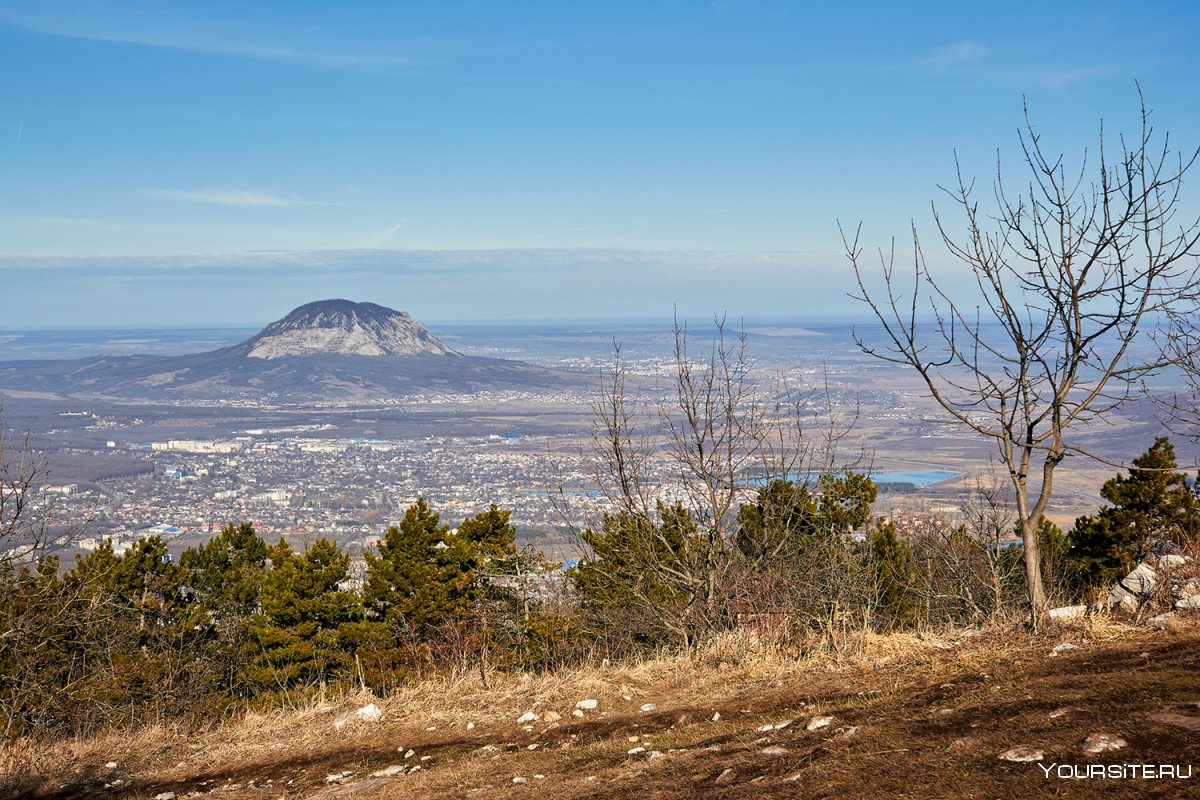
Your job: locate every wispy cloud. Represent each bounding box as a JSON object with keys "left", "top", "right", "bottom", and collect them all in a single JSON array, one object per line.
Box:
[
  {"left": 357, "top": 220, "right": 409, "bottom": 248},
  {"left": 919, "top": 41, "right": 986, "bottom": 68},
  {"left": 0, "top": 2, "right": 426, "bottom": 71},
  {"left": 146, "top": 189, "right": 314, "bottom": 208}
]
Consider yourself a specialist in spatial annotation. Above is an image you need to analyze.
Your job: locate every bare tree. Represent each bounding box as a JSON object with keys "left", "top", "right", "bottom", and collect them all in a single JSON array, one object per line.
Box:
[
  {"left": 0, "top": 407, "right": 56, "bottom": 568},
  {"left": 576, "top": 316, "right": 858, "bottom": 645},
  {"left": 843, "top": 92, "right": 1200, "bottom": 627}
]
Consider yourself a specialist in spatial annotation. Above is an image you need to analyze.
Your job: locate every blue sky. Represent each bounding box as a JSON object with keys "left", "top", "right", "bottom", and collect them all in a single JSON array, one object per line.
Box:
[{"left": 1, "top": 0, "right": 1198, "bottom": 327}]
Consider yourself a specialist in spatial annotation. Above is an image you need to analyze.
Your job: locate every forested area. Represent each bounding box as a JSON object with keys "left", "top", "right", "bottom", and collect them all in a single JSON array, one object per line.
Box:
[{"left": 3, "top": 434, "right": 1198, "bottom": 741}]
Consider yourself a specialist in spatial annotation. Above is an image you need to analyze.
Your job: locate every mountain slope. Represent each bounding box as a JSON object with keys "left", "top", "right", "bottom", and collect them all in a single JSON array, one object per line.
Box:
[
  {"left": 0, "top": 301, "right": 575, "bottom": 403},
  {"left": 7, "top": 619, "right": 1199, "bottom": 799}
]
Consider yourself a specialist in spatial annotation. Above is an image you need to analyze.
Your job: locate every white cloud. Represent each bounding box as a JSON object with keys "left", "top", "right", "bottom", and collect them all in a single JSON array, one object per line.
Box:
[
  {"left": 0, "top": 2, "right": 425, "bottom": 71},
  {"left": 920, "top": 41, "right": 986, "bottom": 68},
  {"left": 146, "top": 189, "right": 312, "bottom": 208}
]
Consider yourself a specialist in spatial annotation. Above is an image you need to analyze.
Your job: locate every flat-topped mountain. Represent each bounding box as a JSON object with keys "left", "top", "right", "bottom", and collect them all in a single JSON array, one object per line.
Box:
[
  {"left": 0, "top": 300, "right": 575, "bottom": 403},
  {"left": 238, "top": 300, "right": 458, "bottom": 359}
]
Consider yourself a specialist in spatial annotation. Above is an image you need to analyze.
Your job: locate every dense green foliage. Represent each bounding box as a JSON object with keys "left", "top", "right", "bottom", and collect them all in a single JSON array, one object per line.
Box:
[
  {"left": 4, "top": 439, "right": 1199, "bottom": 742},
  {"left": 1069, "top": 437, "right": 1200, "bottom": 587}
]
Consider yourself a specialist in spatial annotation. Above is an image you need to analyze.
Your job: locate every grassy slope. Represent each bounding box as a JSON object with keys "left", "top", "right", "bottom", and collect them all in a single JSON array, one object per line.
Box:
[{"left": 4, "top": 616, "right": 1199, "bottom": 800}]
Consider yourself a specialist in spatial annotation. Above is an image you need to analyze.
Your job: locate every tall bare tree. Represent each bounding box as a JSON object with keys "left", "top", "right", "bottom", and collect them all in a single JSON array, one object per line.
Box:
[{"left": 843, "top": 92, "right": 1200, "bottom": 627}]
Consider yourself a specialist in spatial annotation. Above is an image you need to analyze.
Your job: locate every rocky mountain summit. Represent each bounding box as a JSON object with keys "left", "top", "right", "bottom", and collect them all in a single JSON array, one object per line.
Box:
[
  {"left": 0, "top": 300, "right": 574, "bottom": 403},
  {"left": 240, "top": 300, "right": 458, "bottom": 359}
]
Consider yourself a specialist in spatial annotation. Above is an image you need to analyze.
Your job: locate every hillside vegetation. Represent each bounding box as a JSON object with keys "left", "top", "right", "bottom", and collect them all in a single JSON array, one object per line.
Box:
[{"left": 3, "top": 616, "right": 1198, "bottom": 799}]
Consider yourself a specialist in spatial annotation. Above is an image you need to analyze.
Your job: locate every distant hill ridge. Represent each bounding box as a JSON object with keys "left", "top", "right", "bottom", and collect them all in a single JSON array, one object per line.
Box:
[
  {"left": 0, "top": 299, "right": 575, "bottom": 403},
  {"left": 239, "top": 299, "right": 459, "bottom": 359}
]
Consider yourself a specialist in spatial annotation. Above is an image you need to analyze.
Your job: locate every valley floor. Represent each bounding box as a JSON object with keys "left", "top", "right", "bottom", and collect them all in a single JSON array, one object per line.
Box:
[{"left": 4, "top": 616, "right": 1199, "bottom": 800}]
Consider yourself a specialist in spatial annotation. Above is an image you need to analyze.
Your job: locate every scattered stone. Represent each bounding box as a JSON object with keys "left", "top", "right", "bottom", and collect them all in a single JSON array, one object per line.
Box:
[
  {"left": 1158, "top": 554, "right": 1190, "bottom": 570},
  {"left": 517, "top": 711, "right": 538, "bottom": 723},
  {"left": 466, "top": 722, "right": 475, "bottom": 730},
  {"left": 998, "top": 746, "right": 1044, "bottom": 762},
  {"left": 1049, "top": 706, "right": 1079, "bottom": 719},
  {"left": 841, "top": 726, "right": 859, "bottom": 738},
  {"left": 1048, "top": 604, "right": 1087, "bottom": 621},
  {"left": 522, "top": 725, "right": 534, "bottom": 732},
  {"left": 572, "top": 709, "right": 584, "bottom": 718},
  {"left": 104, "top": 762, "right": 118, "bottom": 770},
  {"left": 527, "top": 744, "right": 539, "bottom": 751},
  {"left": 756, "top": 723, "right": 775, "bottom": 733},
  {"left": 785, "top": 772, "right": 804, "bottom": 782},
  {"left": 1176, "top": 595, "right": 1200, "bottom": 609},
  {"left": 1050, "top": 642, "right": 1078, "bottom": 656},
  {"left": 474, "top": 744, "right": 499, "bottom": 755},
  {"left": 534, "top": 774, "right": 545, "bottom": 779},
  {"left": 355, "top": 703, "right": 382, "bottom": 722},
  {"left": 648, "top": 751, "right": 664, "bottom": 759},
  {"left": 762, "top": 746, "right": 789, "bottom": 756},
  {"left": 628, "top": 746, "right": 646, "bottom": 755},
  {"left": 325, "top": 771, "right": 352, "bottom": 785},
  {"left": 153, "top": 793, "right": 177, "bottom": 800},
  {"left": 370, "top": 765, "right": 405, "bottom": 778},
  {"left": 806, "top": 715, "right": 834, "bottom": 731},
  {"left": 425, "top": 726, "right": 437, "bottom": 732},
  {"left": 543, "top": 710, "right": 562, "bottom": 722},
  {"left": 1081, "top": 733, "right": 1127, "bottom": 754},
  {"left": 1107, "top": 562, "right": 1160, "bottom": 610},
  {"left": 404, "top": 750, "right": 415, "bottom": 759},
  {"left": 711, "top": 711, "right": 721, "bottom": 722},
  {"left": 408, "top": 765, "right": 421, "bottom": 774},
  {"left": 420, "top": 755, "right": 433, "bottom": 762},
  {"left": 512, "top": 776, "right": 528, "bottom": 785},
  {"left": 1150, "top": 613, "right": 1173, "bottom": 624},
  {"left": 640, "top": 703, "right": 657, "bottom": 712},
  {"left": 715, "top": 768, "right": 736, "bottom": 784}
]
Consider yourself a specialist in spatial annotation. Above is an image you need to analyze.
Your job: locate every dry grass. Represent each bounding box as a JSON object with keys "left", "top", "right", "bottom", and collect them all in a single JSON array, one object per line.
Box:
[{"left": 4, "top": 614, "right": 1199, "bottom": 799}]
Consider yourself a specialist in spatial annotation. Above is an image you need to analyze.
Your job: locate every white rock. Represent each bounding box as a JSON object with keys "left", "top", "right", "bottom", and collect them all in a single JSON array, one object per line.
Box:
[
  {"left": 355, "top": 703, "right": 382, "bottom": 722},
  {"left": 998, "top": 745, "right": 1044, "bottom": 762},
  {"left": 1176, "top": 595, "right": 1200, "bottom": 609},
  {"left": 640, "top": 703, "right": 657, "bottom": 712},
  {"left": 370, "top": 765, "right": 405, "bottom": 778},
  {"left": 805, "top": 715, "right": 834, "bottom": 731},
  {"left": 571, "top": 709, "right": 584, "bottom": 718},
  {"left": 466, "top": 722, "right": 475, "bottom": 730},
  {"left": 154, "top": 793, "right": 177, "bottom": 800},
  {"left": 517, "top": 711, "right": 538, "bottom": 723},
  {"left": 762, "top": 746, "right": 789, "bottom": 756},
  {"left": 543, "top": 710, "right": 561, "bottom": 722},
  {"left": 756, "top": 724, "right": 775, "bottom": 733},
  {"left": 324, "top": 772, "right": 351, "bottom": 785},
  {"left": 1158, "top": 554, "right": 1190, "bottom": 570},
  {"left": 575, "top": 699, "right": 599, "bottom": 711},
  {"left": 404, "top": 749, "right": 415, "bottom": 759},
  {"left": 1081, "top": 732, "right": 1127, "bottom": 754},
  {"left": 104, "top": 762, "right": 118, "bottom": 770},
  {"left": 513, "top": 776, "right": 528, "bottom": 784},
  {"left": 628, "top": 746, "right": 646, "bottom": 755},
  {"left": 648, "top": 751, "right": 664, "bottom": 759},
  {"left": 711, "top": 712, "right": 720, "bottom": 721},
  {"left": 1048, "top": 605, "right": 1087, "bottom": 621},
  {"left": 1107, "top": 562, "right": 1159, "bottom": 609},
  {"left": 1050, "top": 642, "right": 1078, "bottom": 656},
  {"left": 1150, "top": 613, "right": 1173, "bottom": 624}
]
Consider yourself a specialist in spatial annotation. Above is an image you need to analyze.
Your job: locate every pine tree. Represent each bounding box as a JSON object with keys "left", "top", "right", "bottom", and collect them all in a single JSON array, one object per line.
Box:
[
  {"left": 1069, "top": 437, "right": 1200, "bottom": 586},
  {"left": 363, "top": 498, "right": 475, "bottom": 630},
  {"left": 246, "top": 538, "right": 357, "bottom": 697}
]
